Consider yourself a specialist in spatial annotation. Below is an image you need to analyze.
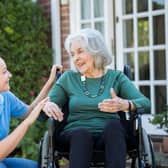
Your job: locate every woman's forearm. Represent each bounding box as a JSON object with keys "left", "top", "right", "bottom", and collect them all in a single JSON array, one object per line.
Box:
[
  {"left": 28, "top": 79, "right": 54, "bottom": 112},
  {"left": 25, "top": 65, "right": 62, "bottom": 116},
  {"left": 0, "top": 120, "right": 30, "bottom": 160},
  {"left": 0, "top": 97, "right": 49, "bottom": 160}
]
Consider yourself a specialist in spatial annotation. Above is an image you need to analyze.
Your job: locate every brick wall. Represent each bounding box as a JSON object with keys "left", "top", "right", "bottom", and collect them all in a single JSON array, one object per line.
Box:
[
  {"left": 60, "top": 4, "right": 70, "bottom": 69},
  {"left": 152, "top": 135, "right": 168, "bottom": 153},
  {"left": 38, "top": 0, "right": 70, "bottom": 69}
]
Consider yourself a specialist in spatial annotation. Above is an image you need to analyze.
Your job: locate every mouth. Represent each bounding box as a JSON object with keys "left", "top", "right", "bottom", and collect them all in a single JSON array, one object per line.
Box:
[{"left": 76, "top": 62, "right": 85, "bottom": 68}]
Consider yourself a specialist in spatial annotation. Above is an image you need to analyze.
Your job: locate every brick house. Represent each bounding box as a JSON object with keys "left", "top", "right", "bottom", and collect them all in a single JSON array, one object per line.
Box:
[{"left": 37, "top": 0, "right": 168, "bottom": 153}]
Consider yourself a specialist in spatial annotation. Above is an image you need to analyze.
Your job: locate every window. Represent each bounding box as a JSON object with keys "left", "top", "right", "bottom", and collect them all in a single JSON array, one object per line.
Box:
[
  {"left": 116, "top": 0, "right": 168, "bottom": 114},
  {"left": 70, "top": 0, "right": 114, "bottom": 66},
  {"left": 80, "top": 0, "right": 104, "bottom": 35}
]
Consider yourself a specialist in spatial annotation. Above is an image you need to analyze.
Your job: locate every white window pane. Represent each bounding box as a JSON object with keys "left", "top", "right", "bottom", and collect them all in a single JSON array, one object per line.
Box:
[
  {"left": 140, "top": 86, "right": 151, "bottom": 112},
  {"left": 81, "top": 23, "right": 91, "bottom": 29},
  {"left": 153, "top": 15, "right": 165, "bottom": 45},
  {"left": 81, "top": 0, "right": 91, "bottom": 19},
  {"left": 94, "top": 0, "right": 104, "bottom": 17},
  {"left": 138, "top": 17, "right": 149, "bottom": 46},
  {"left": 138, "top": 52, "right": 150, "bottom": 80},
  {"left": 154, "top": 50, "right": 166, "bottom": 80},
  {"left": 95, "top": 22, "right": 104, "bottom": 35},
  {"left": 123, "top": 0, "right": 133, "bottom": 14},
  {"left": 124, "top": 53, "right": 135, "bottom": 80},
  {"left": 123, "top": 19, "right": 134, "bottom": 48},
  {"left": 137, "top": 0, "right": 148, "bottom": 13},
  {"left": 155, "top": 86, "right": 167, "bottom": 114},
  {"left": 152, "top": 0, "right": 165, "bottom": 10}
]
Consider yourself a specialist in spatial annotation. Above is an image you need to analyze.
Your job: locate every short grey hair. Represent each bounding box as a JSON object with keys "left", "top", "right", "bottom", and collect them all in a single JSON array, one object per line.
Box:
[{"left": 64, "top": 28, "right": 112, "bottom": 69}]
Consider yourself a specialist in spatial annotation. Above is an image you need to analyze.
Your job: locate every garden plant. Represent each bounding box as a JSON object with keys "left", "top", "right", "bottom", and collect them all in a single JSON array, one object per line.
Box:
[{"left": 0, "top": 0, "right": 52, "bottom": 159}]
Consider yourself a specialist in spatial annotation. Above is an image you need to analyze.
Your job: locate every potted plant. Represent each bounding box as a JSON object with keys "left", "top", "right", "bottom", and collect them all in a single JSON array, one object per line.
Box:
[
  {"left": 151, "top": 105, "right": 168, "bottom": 152},
  {"left": 151, "top": 105, "right": 168, "bottom": 131}
]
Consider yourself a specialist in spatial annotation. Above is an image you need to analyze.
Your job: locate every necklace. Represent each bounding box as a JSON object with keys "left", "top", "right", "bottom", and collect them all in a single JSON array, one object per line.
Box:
[{"left": 81, "top": 75, "right": 105, "bottom": 98}]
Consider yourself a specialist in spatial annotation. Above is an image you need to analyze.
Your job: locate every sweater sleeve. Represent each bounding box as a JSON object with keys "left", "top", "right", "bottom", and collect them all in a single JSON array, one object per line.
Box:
[
  {"left": 48, "top": 71, "right": 69, "bottom": 108},
  {"left": 115, "top": 71, "right": 151, "bottom": 113}
]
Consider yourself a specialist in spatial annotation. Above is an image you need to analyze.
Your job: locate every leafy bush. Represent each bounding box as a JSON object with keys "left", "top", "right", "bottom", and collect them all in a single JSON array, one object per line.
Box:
[
  {"left": 0, "top": 0, "right": 52, "bottom": 159},
  {"left": 151, "top": 105, "right": 168, "bottom": 132}
]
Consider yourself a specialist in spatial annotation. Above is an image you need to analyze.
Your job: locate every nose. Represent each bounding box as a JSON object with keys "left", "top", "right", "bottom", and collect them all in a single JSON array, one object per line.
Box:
[
  {"left": 73, "top": 54, "right": 79, "bottom": 62},
  {"left": 8, "top": 71, "right": 12, "bottom": 78}
]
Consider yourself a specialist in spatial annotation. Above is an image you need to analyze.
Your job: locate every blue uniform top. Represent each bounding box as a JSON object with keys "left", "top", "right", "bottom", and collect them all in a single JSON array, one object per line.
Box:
[{"left": 0, "top": 91, "right": 28, "bottom": 140}]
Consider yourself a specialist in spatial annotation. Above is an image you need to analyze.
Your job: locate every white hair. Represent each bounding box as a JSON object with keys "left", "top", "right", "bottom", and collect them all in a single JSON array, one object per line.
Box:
[{"left": 64, "top": 28, "right": 112, "bottom": 70}]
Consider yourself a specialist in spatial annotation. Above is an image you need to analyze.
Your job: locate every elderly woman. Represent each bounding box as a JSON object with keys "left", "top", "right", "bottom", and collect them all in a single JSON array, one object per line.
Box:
[
  {"left": 0, "top": 57, "right": 62, "bottom": 168},
  {"left": 43, "top": 28, "right": 150, "bottom": 168}
]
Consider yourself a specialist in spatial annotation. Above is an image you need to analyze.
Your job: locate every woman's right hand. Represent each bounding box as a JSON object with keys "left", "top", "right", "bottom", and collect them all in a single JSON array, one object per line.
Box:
[
  {"left": 48, "top": 64, "right": 63, "bottom": 85},
  {"left": 25, "top": 97, "right": 49, "bottom": 126},
  {"left": 43, "top": 101, "right": 64, "bottom": 121}
]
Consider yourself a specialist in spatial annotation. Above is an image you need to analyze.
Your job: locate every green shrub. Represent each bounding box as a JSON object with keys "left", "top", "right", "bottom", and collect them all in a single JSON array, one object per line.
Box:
[
  {"left": 0, "top": 0, "right": 52, "bottom": 159},
  {"left": 151, "top": 105, "right": 168, "bottom": 132}
]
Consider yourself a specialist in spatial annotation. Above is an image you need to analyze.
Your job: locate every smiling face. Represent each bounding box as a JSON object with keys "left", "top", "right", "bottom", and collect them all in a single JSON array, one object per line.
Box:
[
  {"left": 70, "top": 40, "right": 96, "bottom": 77},
  {"left": 0, "top": 58, "right": 12, "bottom": 92}
]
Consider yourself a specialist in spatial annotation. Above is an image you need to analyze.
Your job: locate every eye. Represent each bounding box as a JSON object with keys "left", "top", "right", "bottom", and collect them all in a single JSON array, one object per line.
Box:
[
  {"left": 78, "top": 51, "right": 82, "bottom": 54},
  {"left": 2, "top": 70, "right": 7, "bottom": 74},
  {"left": 2, "top": 68, "right": 9, "bottom": 75},
  {"left": 78, "top": 49, "right": 84, "bottom": 54},
  {"left": 70, "top": 52, "right": 74, "bottom": 57}
]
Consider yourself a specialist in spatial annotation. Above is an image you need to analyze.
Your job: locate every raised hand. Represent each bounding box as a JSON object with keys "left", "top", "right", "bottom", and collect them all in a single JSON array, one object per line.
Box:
[
  {"left": 98, "top": 88, "right": 129, "bottom": 113},
  {"left": 25, "top": 97, "right": 49, "bottom": 126},
  {"left": 48, "top": 64, "right": 63, "bottom": 84}
]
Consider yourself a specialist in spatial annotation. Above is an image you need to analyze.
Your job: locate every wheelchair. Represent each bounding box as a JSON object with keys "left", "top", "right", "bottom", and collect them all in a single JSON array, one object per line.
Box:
[{"left": 38, "top": 65, "right": 156, "bottom": 168}]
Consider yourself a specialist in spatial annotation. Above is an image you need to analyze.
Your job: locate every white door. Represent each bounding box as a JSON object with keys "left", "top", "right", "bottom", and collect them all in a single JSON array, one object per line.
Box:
[
  {"left": 115, "top": 0, "right": 168, "bottom": 114},
  {"left": 70, "top": 0, "right": 113, "bottom": 55}
]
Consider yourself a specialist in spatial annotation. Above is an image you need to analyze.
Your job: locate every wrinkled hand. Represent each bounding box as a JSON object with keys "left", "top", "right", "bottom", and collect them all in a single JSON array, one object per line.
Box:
[
  {"left": 98, "top": 88, "right": 128, "bottom": 113},
  {"left": 25, "top": 97, "right": 49, "bottom": 126},
  {"left": 48, "top": 64, "right": 63, "bottom": 84},
  {"left": 43, "top": 101, "right": 64, "bottom": 121}
]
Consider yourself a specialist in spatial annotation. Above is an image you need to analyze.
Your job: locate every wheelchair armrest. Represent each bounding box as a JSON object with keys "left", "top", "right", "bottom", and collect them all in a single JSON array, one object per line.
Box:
[
  {"left": 48, "top": 117, "right": 57, "bottom": 136},
  {"left": 38, "top": 111, "right": 49, "bottom": 122},
  {"left": 129, "top": 108, "right": 145, "bottom": 120},
  {"left": 48, "top": 117, "right": 66, "bottom": 137}
]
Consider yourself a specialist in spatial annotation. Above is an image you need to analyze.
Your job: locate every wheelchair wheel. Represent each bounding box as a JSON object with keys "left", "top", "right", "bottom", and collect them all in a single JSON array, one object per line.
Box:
[
  {"left": 137, "top": 128, "right": 156, "bottom": 168},
  {"left": 39, "top": 131, "right": 59, "bottom": 168},
  {"left": 39, "top": 131, "right": 49, "bottom": 168},
  {"left": 135, "top": 157, "right": 145, "bottom": 168}
]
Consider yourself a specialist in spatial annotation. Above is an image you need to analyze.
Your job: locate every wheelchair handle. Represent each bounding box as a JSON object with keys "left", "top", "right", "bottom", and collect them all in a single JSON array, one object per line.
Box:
[
  {"left": 48, "top": 118, "right": 56, "bottom": 134},
  {"left": 56, "top": 68, "right": 62, "bottom": 80},
  {"left": 123, "top": 64, "right": 131, "bottom": 80}
]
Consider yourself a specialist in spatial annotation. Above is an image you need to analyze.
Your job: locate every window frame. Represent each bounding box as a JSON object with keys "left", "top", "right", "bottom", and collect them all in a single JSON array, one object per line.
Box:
[{"left": 115, "top": 0, "right": 168, "bottom": 114}]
